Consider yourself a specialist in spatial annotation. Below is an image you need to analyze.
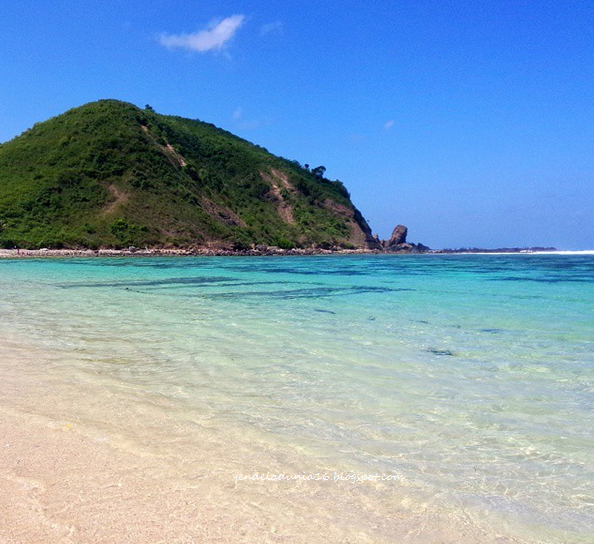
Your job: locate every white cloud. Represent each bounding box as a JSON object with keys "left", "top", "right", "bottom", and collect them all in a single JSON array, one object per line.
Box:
[
  {"left": 348, "top": 133, "right": 364, "bottom": 143},
  {"left": 232, "top": 107, "right": 243, "bottom": 120},
  {"left": 159, "top": 15, "right": 245, "bottom": 53},
  {"left": 237, "top": 118, "right": 271, "bottom": 130},
  {"left": 384, "top": 120, "right": 395, "bottom": 131},
  {"left": 231, "top": 108, "right": 273, "bottom": 130},
  {"left": 260, "top": 21, "right": 283, "bottom": 35}
]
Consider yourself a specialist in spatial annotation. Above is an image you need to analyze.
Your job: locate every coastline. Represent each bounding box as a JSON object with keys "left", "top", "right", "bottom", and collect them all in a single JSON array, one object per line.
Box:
[
  {"left": 0, "top": 247, "right": 377, "bottom": 259},
  {"left": 2, "top": 248, "right": 590, "bottom": 259}
]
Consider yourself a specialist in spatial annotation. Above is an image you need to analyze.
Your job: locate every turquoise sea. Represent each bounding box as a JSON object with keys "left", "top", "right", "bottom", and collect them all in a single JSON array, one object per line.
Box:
[{"left": 1, "top": 254, "right": 593, "bottom": 543}]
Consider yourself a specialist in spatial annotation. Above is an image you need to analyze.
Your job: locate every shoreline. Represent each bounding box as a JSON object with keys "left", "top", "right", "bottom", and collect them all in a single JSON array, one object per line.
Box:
[
  {"left": 0, "top": 247, "right": 386, "bottom": 258},
  {"left": 1, "top": 248, "right": 588, "bottom": 259}
]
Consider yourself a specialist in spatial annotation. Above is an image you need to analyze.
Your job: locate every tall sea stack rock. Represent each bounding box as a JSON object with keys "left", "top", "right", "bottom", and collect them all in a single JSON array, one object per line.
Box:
[
  {"left": 382, "top": 224, "right": 429, "bottom": 252},
  {"left": 386, "top": 224, "right": 408, "bottom": 248}
]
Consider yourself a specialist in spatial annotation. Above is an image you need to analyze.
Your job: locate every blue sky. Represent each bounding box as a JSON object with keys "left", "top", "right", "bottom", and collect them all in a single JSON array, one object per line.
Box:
[{"left": 1, "top": 1, "right": 593, "bottom": 248}]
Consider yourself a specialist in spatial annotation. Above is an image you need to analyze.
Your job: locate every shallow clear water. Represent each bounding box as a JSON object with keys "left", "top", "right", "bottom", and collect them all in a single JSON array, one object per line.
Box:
[{"left": 1, "top": 254, "right": 593, "bottom": 543}]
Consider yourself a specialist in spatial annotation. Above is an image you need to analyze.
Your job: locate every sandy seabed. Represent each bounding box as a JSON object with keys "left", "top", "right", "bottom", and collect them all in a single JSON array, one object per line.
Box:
[
  {"left": 0, "top": 337, "right": 523, "bottom": 544},
  {"left": 0, "top": 407, "right": 523, "bottom": 544}
]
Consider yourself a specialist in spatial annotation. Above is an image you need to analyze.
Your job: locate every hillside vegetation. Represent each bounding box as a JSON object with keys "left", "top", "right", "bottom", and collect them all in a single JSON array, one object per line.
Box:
[{"left": 0, "top": 100, "right": 377, "bottom": 250}]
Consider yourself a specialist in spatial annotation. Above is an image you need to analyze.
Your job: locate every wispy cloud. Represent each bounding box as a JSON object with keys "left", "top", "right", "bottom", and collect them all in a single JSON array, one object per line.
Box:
[
  {"left": 231, "top": 107, "right": 273, "bottom": 130},
  {"left": 159, "top": 15, "right": 245, "bottom": 53},
  {"left": 347, "top": 133, "right": 364, "bottom": 143},
  {"left": 384, "top": 120, "right": 395, "bottom": 131},
  {"left": 260, "top": 21, "right": 283, "bottom": 36},
  {"left": 232, "top": 107, "right": 243, "bottom": 121}
]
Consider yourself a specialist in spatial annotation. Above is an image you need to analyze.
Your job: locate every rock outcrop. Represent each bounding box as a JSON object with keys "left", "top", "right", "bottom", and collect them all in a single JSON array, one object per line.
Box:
[
  {"left": 381, "top": 225, "right": 429, "bottom": 252},
  {"left": 385, "top": 225, "right": 408, "bottom": 248}
]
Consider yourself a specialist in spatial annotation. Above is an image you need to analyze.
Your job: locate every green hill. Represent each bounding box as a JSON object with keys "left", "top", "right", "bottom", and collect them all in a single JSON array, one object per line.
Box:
[{"left": 0, "top": 99, "right": 378, "bottom": 250}]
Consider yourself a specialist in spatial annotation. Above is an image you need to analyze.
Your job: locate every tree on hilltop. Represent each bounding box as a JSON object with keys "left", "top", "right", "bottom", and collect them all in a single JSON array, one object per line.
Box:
[{"left": 311, "top": 165, "right": 326, "bottom": 178}]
